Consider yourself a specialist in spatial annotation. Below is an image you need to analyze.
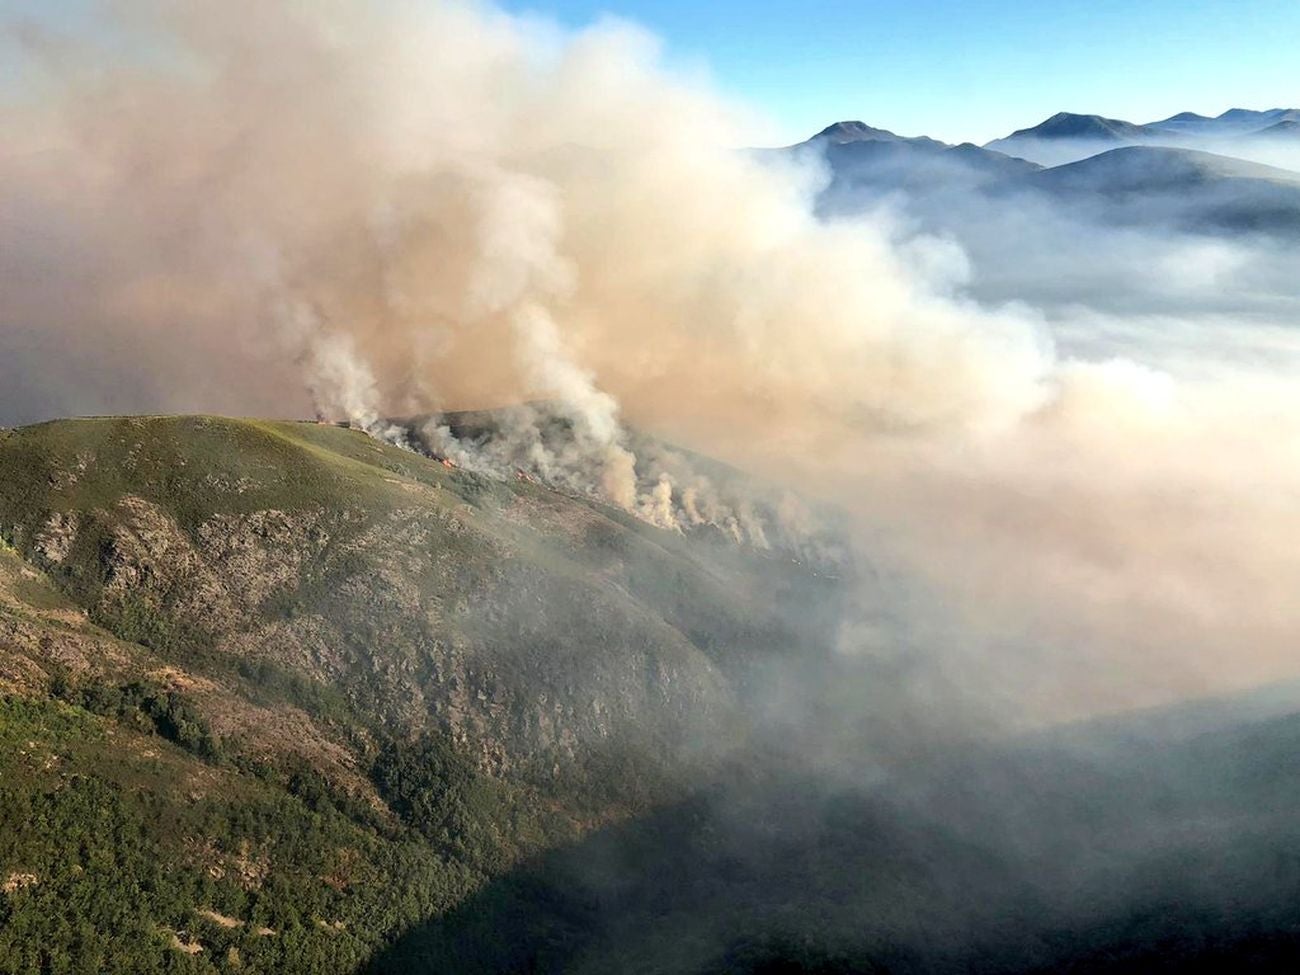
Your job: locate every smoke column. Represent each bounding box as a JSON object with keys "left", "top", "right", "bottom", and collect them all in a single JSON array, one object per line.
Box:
[{"left": 4, "top": 0, "right": 1300, "bottom": 723}]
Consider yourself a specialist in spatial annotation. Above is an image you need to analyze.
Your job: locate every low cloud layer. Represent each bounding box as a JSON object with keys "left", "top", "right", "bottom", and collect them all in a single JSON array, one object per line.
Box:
[{"left": 4, "top": 0, "right": 1300, "bottom": 726}]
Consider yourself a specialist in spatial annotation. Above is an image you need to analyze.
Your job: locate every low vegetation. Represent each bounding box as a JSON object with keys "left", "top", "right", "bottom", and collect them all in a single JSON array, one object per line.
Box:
[{"left": 0, "top": 416, "right": 838, "bottom": 973}]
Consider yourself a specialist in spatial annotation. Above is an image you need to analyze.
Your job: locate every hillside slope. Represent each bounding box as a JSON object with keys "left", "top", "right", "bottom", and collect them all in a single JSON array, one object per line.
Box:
[
  {"left": 0, "top": 415, "right": 843, "bottom": 973},
  {"left": 369, "top": 703, "right": 1300, "bottom": 975},
  {"left": 6, "top": 418, "right": 1300, "bottom": 973},
  {"left": 1025, "top": 146, "right": 1300, "bottom": 233}
]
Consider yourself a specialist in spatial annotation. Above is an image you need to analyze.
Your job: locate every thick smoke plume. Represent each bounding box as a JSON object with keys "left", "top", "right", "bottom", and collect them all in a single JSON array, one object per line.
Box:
[{"left": 5, "top": 0, "right": 1300, "bottom": 725}]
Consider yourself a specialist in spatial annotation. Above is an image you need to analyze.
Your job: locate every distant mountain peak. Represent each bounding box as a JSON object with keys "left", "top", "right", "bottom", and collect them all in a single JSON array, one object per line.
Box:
[
  {"left": 801, "top": 120, "right": 947, "bottom": 151},
  {"left": 1219, "top": 107, "right": 1268, "bottom": 121},
  {"left": 813, "top": 120, "right": 902, "bottom": 143},
  {"left": 1004, "top": 112, "right": 1158, "bottom": 142},
  {"left": 1215, "top": 108, "right": 1299, "bottom": 126}
]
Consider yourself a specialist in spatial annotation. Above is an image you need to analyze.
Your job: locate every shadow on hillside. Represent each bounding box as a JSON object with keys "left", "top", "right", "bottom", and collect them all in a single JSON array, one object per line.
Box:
[
  {"left": 360, "top": 777, "right": 1025, "bottom": 974},
  {"left": 364, "top": 709, "right": 1300, "bottom": 975}
]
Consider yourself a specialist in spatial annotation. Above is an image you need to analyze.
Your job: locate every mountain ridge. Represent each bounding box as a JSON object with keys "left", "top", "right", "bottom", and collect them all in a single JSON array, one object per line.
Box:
[
  {"left": 1000, "top": 111, "right": 1163, "bottom": 142},
  {"left": 982, "top": 106, "right": 1300, "bottom": 165},
  {"left": 0, "top": 414, "right": 844, "bottom": 972},
  {"left": 780, "top": 117, "right": 1300, "bottom": 238}
]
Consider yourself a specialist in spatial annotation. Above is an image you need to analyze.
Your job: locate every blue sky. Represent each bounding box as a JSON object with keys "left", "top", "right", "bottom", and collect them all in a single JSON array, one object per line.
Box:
[
  {"left": 7, "top": 1, "right": 1297, "bottom": 146},
  {"left": 503, "top": 0, "right": 1300, "bottom": 144}
]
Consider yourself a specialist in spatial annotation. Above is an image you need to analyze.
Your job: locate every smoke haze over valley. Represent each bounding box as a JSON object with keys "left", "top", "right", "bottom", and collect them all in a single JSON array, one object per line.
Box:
[{"left": 4, "top": 1, "right": 1300, "bottom": 972}]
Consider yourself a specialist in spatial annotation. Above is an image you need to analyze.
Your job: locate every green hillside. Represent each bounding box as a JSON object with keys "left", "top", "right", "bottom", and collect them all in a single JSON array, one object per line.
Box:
[
  {"left": 8, "top": 416, "right": 1298, "bottom": 975},
  {"left": 0, "top": 416, "right": 842, "bottom": 974}
]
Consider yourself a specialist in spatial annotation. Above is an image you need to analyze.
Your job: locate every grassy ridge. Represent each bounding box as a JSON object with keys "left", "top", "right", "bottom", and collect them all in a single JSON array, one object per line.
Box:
[{"left": 0, "top": 415, "right": 841, "bottom": 974}]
